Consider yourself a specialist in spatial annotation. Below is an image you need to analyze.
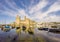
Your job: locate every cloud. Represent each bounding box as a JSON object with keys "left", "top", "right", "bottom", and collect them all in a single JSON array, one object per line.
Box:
[
  {"left": 17, "top": 9, "right": 29, "bottom": 18},
  {"left": 43, "top": 15, "right": 60, "bottom": 22},
  {"left": 29, "top": 0, "right": 48, "bottom": 14},
  {"left": 28, "top": 0, "right": 60, "bottom": 22},
  {"left": 41, "top": 0, "right": 57, "bottom": 12},
  {"left": 0, "top": 0, "right": 60, "bottom": 23},
  {"left": 5, "top": 0, "right": 20, "bottom": 10}
]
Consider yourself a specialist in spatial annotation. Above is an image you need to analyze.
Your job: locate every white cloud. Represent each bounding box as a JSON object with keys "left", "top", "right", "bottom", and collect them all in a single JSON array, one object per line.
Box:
[
  {"left": 43, "top": 15, "right": 60, "bottom": 22},
  {"left": 28, "top": 0, "right": 60, "bottom": 22},
  {"left": 17, "top": 9, "right": 29, "bottom": 17},
  {"left": 0, "top": 0, "right": 60, "bottom": 22},
  {"left": 5, "top": 0, "right": 19, "bottom": 10},
  {"left": 29, "top": 0, "right": 48, "bottom": 14},
  {"left": 46, "top": 1, "right": 60, "bottom": 13}
]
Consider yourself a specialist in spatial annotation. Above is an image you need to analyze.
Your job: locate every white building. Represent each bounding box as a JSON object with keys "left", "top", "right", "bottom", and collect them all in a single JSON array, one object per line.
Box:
[{"left": 37, "top": 22, "right": 60, "bottom": 28}]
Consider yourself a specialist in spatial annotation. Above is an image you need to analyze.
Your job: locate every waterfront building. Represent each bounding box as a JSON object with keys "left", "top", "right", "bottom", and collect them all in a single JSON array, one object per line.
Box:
[{"left": 37, "top": 22, "right": 60, "bottom": 28}]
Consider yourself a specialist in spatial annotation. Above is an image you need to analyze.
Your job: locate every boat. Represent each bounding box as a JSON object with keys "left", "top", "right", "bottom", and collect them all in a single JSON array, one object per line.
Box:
[{"left": 2, "top": 25, "right": 11, "bottom": 32}]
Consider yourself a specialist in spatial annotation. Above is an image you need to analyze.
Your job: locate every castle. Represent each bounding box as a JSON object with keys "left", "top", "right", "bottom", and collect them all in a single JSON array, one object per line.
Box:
[{"left": 11, "top": 15, "right": 36, "bottom": 32}]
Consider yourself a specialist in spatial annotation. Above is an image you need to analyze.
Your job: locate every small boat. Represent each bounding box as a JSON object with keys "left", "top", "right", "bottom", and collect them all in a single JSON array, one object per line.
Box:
[
  {"left": 2, "top": 25, "right": 11, "bottom": 32},
  {"left": 38, "top": 28, "right": 48, "bottom": 31},
  {"left": 48, "top": 28, "right": 60, "bottom": 33}
]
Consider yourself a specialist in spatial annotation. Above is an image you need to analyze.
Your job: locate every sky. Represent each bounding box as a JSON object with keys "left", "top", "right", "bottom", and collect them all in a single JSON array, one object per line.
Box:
[{"left": 0, "top": 0, "right": 60, "bottom": 24}]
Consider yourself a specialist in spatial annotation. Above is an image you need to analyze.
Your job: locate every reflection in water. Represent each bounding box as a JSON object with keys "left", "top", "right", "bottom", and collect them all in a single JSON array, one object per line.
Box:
[
  {"left": 28, "top": 31, "right": 34, "bottom": 35},
  {"left": 22, "top": 26, "right": 26, "bottom": 31},
  {"left": 28, "top": 27, "right": 34, "bottom": 35},
  {"left": 1, "top": 28, "right": 11, "bottom": 32},
  {"left": 4, "top": 29, "right": 11, "bottom": 32},
  {"left": 0, "top": 28, "right": 17, "bottom": 42},
  {"left": 16, "top": 28, "right": 21, "bottom": 35},
  {"left": 16, "top": 27, "right": 20, "bottom": 29},
  {"left": 0, "top": 28, "right": 60, "bottom": 42}
]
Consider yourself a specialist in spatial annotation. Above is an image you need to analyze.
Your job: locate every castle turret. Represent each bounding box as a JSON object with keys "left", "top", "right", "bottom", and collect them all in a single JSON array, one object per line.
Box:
[{"left": 15, "top": 15, "right": 20, "bottom": 27}]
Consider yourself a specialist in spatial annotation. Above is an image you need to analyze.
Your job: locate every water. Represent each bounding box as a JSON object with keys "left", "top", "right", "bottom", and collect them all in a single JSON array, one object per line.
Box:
[{"left": 0, "top": 28, "right": 60, "bottom": 42}]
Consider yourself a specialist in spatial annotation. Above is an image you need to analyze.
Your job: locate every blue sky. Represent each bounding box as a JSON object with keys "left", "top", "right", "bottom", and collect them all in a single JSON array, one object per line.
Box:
[{"left": 0, "top": 0, "right": 60, "bottom": 24}]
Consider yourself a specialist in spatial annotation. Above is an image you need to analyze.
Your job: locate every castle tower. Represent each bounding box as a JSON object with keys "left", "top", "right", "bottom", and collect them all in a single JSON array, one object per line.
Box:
[{"left": 15, "top": 15, "right": 20, "bottom": 27}]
